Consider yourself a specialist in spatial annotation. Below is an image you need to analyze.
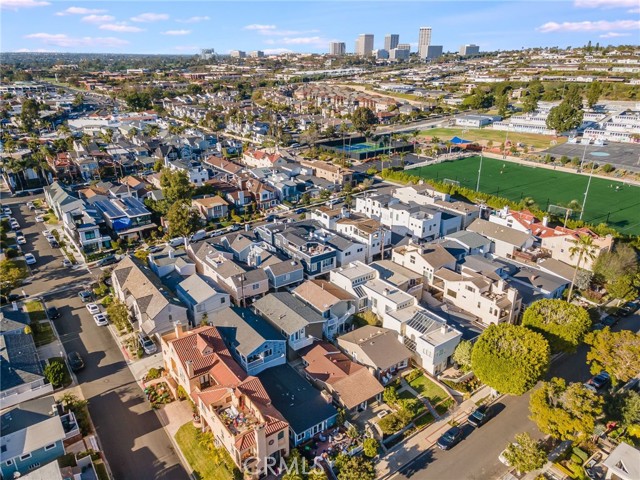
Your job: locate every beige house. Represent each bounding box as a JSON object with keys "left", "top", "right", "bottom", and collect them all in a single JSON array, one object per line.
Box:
[
  {"left": 193, "top": 196, "right": 229, "bottom": 221},
  {"left": 300, "top": 159, "right": 353, "bottom": 187},
  {"left": 467, "top": 218, "right": 535, "bottom": 259},
  {"left": 391, "top": 243, "right": 457, "bottom": 284},
  {"left": 538, "top": 227, "right": 613, "bottom": 271},
  {"left": 161, "top": 325, "right": 289, "bottom": 473}
]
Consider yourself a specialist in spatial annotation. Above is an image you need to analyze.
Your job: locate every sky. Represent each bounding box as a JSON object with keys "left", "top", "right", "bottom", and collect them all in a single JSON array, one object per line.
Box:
[{"left": 1, "top": 0, "right": 638, "bottom": 55}]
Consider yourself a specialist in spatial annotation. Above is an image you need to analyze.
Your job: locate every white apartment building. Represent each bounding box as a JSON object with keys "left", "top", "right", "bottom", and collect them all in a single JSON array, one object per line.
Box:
[
  {"left": 384, "top": 34, "right": 399, "bottom": 51},
  {"left": 418, "top": 27, "right": 432, "bottom": 59}
]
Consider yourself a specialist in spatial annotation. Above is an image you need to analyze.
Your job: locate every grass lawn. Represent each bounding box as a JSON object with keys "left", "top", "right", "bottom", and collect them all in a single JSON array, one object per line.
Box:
[
  {"left": 435, "top": 398, "right": 455, "bottom": 416},
  {"left": 414, "top": 412, "right": 435, "bottom": 429},
  {"left": 174, "top": 423, "right": 239, "bottom": 480},
  {"left": 25, "top": 300, "right": 47, "bottom": 321},
  {"left": 407, "top": 156, "right": 640, "bottom": 235},
  {"left": 418, "top": 127, "right": 566, "bottom": 150},
  {"left": 408, "top": 374, "right": 448, "bottom": 405}
]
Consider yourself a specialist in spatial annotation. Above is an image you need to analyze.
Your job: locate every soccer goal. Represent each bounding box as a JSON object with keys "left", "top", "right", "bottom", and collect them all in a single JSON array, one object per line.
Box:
[
  {"left": 548, "top": 204, "right": 578, "bottom": 224},
  {"left": 443, "top": 178, "right": 460, "bottom": 187}
]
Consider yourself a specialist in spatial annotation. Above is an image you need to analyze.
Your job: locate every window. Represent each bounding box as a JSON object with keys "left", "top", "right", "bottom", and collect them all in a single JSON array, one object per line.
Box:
[
  {"left": 5, "top": 460, "right": 13, "bottom": 466},
  {"left": 345, "top": 251, "right": 350, "bottom": 256},
  {"left": 296, "top": 433, "right": 304, "bottom": 442},
  {"left": 44, "top": 443, "right": 57, "bottom": 451},
  {"left": 446, "top": 289, "right": 457, "bottom": 299},
  {"left": 278, "top": 431, "right": 285, "bottom": 440},
  {"left": 252, "top": 283, "right": 260, "bottom": 290},
  {"left": 465, "top": 285, "right": 474, "bottom": 293},
  {"left": 20, "top": 453, "right": 32, "bottom": 461},
  {"left": 409, "top": 255, "right": 416, "bottom": 264},
  {"left": 221, "top": 297, "right": 226, "bottom": 304}
]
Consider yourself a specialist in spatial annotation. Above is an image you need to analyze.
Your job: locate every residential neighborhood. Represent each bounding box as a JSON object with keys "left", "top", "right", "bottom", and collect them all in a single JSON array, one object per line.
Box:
[{"left": 1, "top": 7, "right": 640, "bottom": 480}]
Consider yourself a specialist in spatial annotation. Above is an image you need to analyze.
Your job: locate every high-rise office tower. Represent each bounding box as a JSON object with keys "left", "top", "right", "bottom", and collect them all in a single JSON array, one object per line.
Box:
[
  {"left": 397, "top": 43, "right": 411, "bottom": 52},
  {"left": 329, "top": 42, "right": 346, "bottom": 55},
  {"left": 356, "top": 34, "right": 374, "bottom": 56},
  {"left": 459, "top": 44, "right": 480, "bottom": 56},
  {"left": 384, "top": 34, "right": 399, "bottom": 51},
  {"left": 418, "top": 27, "right": 432, "bottom": 59},
  {"left": 426, "top": 45, "right": 443, "bottom": 60}
]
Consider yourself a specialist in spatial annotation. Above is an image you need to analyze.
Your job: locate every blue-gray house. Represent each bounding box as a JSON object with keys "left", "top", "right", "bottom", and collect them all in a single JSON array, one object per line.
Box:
[{"left": 0, "top": 395, "right": 80, "bottom": 478}]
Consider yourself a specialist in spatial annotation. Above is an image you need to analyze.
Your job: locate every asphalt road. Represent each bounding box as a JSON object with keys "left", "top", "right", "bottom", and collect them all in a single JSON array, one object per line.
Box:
[
  {"left": 394, "top": 313, "right": 640, "bottom": 480},
  {"left": 8, "top": 201, "right": 188, "bottom": 480}
]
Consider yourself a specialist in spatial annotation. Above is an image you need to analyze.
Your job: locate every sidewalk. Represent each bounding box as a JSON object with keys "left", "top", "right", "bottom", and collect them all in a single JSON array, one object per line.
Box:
[{"left": 376, "top": 386, "right": 494, "bottom": 479}]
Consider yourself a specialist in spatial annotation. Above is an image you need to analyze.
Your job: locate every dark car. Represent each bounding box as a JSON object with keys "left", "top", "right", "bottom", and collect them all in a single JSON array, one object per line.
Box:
[
  {"left": 587, "top": 372, "right": 611, "bottom": 391},
  {"left": 294, "top": 208, "right": 307, "bottom": 214},
  {"left": 265, "top": 214, "right": 278, "bottom": 222},
  {"left": 601, "top": 315, "right": 617, "bottom": 327},
  {"left": 49, "top": 240, "right": 60, "bottom": 248},
  {"left": 468, "top": 405, "right": 492, "bottom": 428},
  {"left": 78, "top": 290, "right": 93, "bottom": 302},
  {"left": 46, "top": 306, "right": 61, "bottom": 320},
  {"left": 437, "top": 426, "right": 464, "bottom": 450},
  {"left": 67, "top": 351, "right": 84, "bottom": 372},
  {"left": 618, "top": 301, "right": 639, "bottom": 317},
  {"left": 96, "top": 255, "right": 118, "bottom": 267}
]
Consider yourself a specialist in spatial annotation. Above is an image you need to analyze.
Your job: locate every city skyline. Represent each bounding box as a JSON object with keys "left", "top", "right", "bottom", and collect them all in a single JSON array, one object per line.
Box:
[{"left": 1, "top": 0, "right": 639, "bottom": 54}]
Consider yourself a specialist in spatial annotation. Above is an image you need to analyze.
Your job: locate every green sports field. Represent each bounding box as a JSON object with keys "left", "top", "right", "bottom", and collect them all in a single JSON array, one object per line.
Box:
[{"left": 407, "top": 156, "right": 640, "bottom": 235}]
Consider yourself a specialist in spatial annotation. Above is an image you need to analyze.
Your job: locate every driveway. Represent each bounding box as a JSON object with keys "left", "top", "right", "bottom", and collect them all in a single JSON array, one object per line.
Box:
[{"left": 10, "top": 201, "right": 188, "bottom": 480}]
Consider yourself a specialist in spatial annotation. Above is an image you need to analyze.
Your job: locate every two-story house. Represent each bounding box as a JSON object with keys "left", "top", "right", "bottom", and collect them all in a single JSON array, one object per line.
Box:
[
  {"left": 301, "top": 342, "right": 384, "bottom": 413},
  {"left": 211, "top": 307, "right": 286, "bottom": 376},
  {"left": 329, "top": 261, "right": 378, "bottom": 312},
  {"left": 242, "top": 150, "right": 289, "bottom": 169},
  {"left": 467, "top": 218, "right": 535, "bottom": 259},
  {"left": 174, "top": 274, "right": 230, "bottom": 326},
  {"left": 335, "top": 215, "right": 392, "bottom": 263},
  {"left": 391, "top": 243, "right": 457, "bottom": 285},
  {"left": 94, "top": 196, "right": 156, "bottom": 241},
  {"left": 193, "top": 196, "right": 230, "bottom": 221},
  {"left": 292, "top": 280, "right": 356, "bottom": 340},
  {"left": 274, "top": 227, "right": 337, "bottom": 278},
  {"left": 161, "top": 325, "right": 290, "bottom": 471},
  {"left": 299, "top": 160, "right": 353, "bottom": 189},
  {"left": 200, "top": 254, "right": 269, "bottom": 306},
  {"left": 263, "top": 260, "right": 305, "bottom": 291},
  {"left": 252, "top": 292, "right": 326, "bottom": 358}
]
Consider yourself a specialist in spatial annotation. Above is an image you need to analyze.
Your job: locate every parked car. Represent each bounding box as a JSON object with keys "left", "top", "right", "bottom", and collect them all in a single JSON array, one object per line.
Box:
[
  {"left": 227, "top": 224, "right": 241, "bottom": 232},
  {"left": 294, "top": 208, "right": 307, "bottom": 214},
  {"left": 437, "top": 426, "right": 464, "bottom": 450},
  {"left": 46, "top": 306, "right": 61, "bottom": 319},
  {"left": 168, "top": 237, "right": 185, "bottom": 247},
  {"left": 10, "top": 219, "right": 20, "bottom": 230},
  {"left": 189, "top": 229, "right": 207, "bottom": 242},
  {"left": 601, "top": 315, "right": 617, "bottom": 327},
  {"left": 67, "top": 351, "right": 85, "bottom": 372},
  {"left": 34, "top": 215, "right": 45, "bottom": 222},
  {"left": 585, "top": 372, "right": 611, "bottom": 392},
  {"left": 2, "top": 207, "right": 11, "bottom": 215},
  {"left": 62, "top": 259, "right": 72, "bottom": 268},
  {"left": 49, "top": 239, "right": 60, "bottom": 248},
  {"left": 78, "top": 290, "right": 93, "bottom": 302},
  {"left": 24, "top": 253, "right": 36, "bottom": 265},
  {"left": 93, "top": 313, "right": 109, "bottom": 326},
  {"left": 16, "top": 235, "right": 26, "bottom": 245},
  {"left": 26, "top": 202, "right": 34, "bottom": 210},
  {"left": 96, "top": 255, "right": 118, "bottom": 267},
  {"left": 86, "top": 303, "right": 100, "bottom": 315},
  {"left": 145, "top": 245, "right": 164, "bottom": 253},
  {"left": 618, "top": 301, "right": 639, "bottom": 316},
  {"left": 42, "top": 229, "right": 51, "bottom": 237},
  {"left": 137, "top": 333, "right": 157, "bottom": 355},
  {"left": 468, "top": 405, "right": 492, "bottom": 428}
]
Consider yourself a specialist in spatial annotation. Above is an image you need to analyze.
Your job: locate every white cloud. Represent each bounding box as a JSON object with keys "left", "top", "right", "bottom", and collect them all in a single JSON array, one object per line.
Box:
[
  {"left": 16, "top": 47, "right": 56, "bottom": 52},
  {"left": 25, "top": 32, "right": 129, "bottom": 48},
  {"left": 574, "top": 0, "right": 637, "bottom": 8},
  {"left": 537, "top": 19, "right": 640, "bottom": 32},
  {"left": 244, "top": 24, "right": 276, "bottom": 31},
  {"left": 82, "top": 15, "right": 115, "bottom": 24},
  {"left": 177, "top": 16, "right": 209, "bottom": 24},
  {"left": 264, "top": 36, "right": 324, "bottom": 46},
  {"left": 130, "top": 12, "right": 169, "bottom": 23},
  {"left": 162, "top": 29, "right": 191, "bottom": 36},
  {"left": 99, "top": 23, "right": 144, "bottom": 33},
  {"left": 599, "top": 31, "right": 632, "bottom": 37},
  {"left": 629, "top": 7, "right": 640, "bottom": 12},
  {"left": 1, "top": 0, "right": 50, "bottom": 10},
  {"left": 263, "top": 48, "right": 293, "bottom": 55},
  {"left": 56, "top": 6, "right": 106, "bottom": 15}
]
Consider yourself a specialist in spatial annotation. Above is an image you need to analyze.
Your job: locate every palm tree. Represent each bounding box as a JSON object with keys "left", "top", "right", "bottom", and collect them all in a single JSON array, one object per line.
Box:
[
  {"left": 567, "top": 234, "right": 597, "bottom": 300},
  {"left": 399, "top": 151, "right": 407, "bottom": 169}
]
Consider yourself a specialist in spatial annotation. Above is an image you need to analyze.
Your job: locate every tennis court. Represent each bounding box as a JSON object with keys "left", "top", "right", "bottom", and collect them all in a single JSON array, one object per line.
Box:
[
  {"left": 336, "top": 142, "right": 381, "bottom": 152},
  {"left": 407, "top": 156, "right": 640, "bottom": 235}
]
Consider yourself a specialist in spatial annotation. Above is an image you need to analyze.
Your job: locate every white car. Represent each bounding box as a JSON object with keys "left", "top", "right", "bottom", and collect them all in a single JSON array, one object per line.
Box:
[
  {"left": 10, "top": 220, "right": 19, "bottom": 230},
  {"left": 2, "top": 207, "right": 11, "bottom": 215},
  {"left": 16, "top": 235, "right": 26, "bottom": 245},
  {"left": 24, "top": 253, "right": 36, "bottom": 265},
  {"left": 62, "top": 258, "right": 72, "bottom": 268},
  {"left": 93, "top": 313, "right": 109, "bottom": 326},
  {"left": 86, "top": 303, "right": 100, "bottom": 315},
  {"left": 35, "top": 215, "right": 45, "bottom": 223},
  {"left": 42, "top": 230, "right": 51, "bottom": 237},
  {"left": 45, "top": 235, "right": 56, "bottom": 243}
]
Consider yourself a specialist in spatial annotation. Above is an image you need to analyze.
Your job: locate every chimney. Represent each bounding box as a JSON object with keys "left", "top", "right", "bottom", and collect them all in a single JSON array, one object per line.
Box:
[
  {"left": 341, "top": 207, "right": 350, "bottom": 218},
  {"left": 383, "top": 288, "right": 389, "bottom": 296},
  {"left": 11, "top": 302, "right": 18, "bottom": 311},
  {"left": 174, "top": 322, "right": 184, "bottom": 338},
  {"left": 185, "top": 360, "right": 194, "bottom": 378},
  {"left": 440, "top": 323, "right": 449, "bottom": 335},
  {"left": 169, "top": 249, "right": 174, "bottom": 259},
  {"left": 542, "top": 216, "right": 549, "bottom": 227}
]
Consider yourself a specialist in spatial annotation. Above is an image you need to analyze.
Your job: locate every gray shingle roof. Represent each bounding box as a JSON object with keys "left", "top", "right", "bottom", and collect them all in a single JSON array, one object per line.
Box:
[
  {"left": 212, "top": 307, "right": 284, "bottom": 357},
  {"left": 253, "top": 292, "right": 325, "bottom": 335},
  {"left": 0, "top": 332, "right": 44, "bottom": 391}
]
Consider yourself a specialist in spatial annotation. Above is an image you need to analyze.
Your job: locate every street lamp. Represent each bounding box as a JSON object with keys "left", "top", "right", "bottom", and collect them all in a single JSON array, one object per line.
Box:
[
  {"left": 476, "top": 151, "right": 484, "bottom": 192},
  {"left": 580, "top": 151, "right": 609, "bottom": 221}
]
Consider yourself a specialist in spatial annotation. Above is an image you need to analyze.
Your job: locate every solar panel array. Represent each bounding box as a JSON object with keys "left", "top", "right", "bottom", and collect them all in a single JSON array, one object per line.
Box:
[
  {"left": 120, "top": 196, "right": 150, "bottom": 217},
  {"left": 406, "top": 309, "right": 441, "bottom": 335},
  {"left": 95, "top": 199, "right": 124, "bottom": 219}
]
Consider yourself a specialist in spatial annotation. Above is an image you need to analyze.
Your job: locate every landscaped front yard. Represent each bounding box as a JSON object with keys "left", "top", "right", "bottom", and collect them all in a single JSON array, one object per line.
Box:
[
  {"left": 24, "top": 300, "right": 55, "bottom": 346},
  {"left": 174, "top": 423, "right": 240, "bottom": 480},
  {"left": 407, "top": 372, "right": 448, "bottom": 405}
]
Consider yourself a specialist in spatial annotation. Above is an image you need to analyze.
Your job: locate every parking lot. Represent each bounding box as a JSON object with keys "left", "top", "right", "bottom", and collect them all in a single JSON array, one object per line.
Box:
[{"left": 546, "top": 141, "right": 640, "bottom": 172}]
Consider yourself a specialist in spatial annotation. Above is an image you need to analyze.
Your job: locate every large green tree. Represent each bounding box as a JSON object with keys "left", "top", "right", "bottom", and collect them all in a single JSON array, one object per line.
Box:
[
  {"left": 452, "top": 339, "right": 473, "bottom": 370},
  {"left": 546, "top": 102, "right": 584, "bottom": 134},
  {"left": 20, "top": 98, "right": 40, "bottom": 133},
  {"left": 470, "top": 324, "right": 550, "bottom": 395},
  {"left": 160, "top": 169, "right": 193, "bottom": 204},
  {"left": 107, "top": 300, "right": 130, "bottom": 332},
  {"left": 335, "top": 455, "right": 375, "bottom": 480},
  {"left": 502, "top": 433, "right": 546, "bottom": 474},
  {"left": 529, "top": 377, "right": 603, "bottom": 442},
  {"left": 166, "top": 200, "right": 201, "bottom": 238},
  {"left": 522, "top": 299, "right": 591, "bottom": 353},
  {"left": 586, "top": 81, "right": 603, "bottom": 109},
  {"left": 593, "top": 244, "right": 639, "bottom": 300},
  {"left": 351, "top": 107, "right": 377, "bottom": 137},
  {"left": 585, "top": 328, "right": 640, "bottom": 383},
  {"left": 0, "top": 259, "right": 29, "bottom": 292}
]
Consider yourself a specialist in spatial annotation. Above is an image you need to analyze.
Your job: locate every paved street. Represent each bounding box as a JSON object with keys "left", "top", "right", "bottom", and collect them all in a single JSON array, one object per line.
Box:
[
  {"left": 393, "top": 314, "right": 640, "bottom": 480},
  {"left": 8, "top": 200, "right": 188, "bottom": 480}
]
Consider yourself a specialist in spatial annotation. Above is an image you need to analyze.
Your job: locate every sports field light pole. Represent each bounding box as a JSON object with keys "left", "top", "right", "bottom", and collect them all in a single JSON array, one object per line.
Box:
[
  {"left": 580, "top": 151, "right": 609, "bottom": 221},
  {"left": 578, "top": 141, "right": 590, "bottom": 172},
  {"left": 476, "top": 151, "right": 484, "bottom": 191}
]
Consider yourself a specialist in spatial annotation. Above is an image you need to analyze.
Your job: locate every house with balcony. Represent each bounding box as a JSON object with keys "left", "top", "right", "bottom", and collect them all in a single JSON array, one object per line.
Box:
[
  {"left": 444, "top": 230, "right": 492, "bottom": 258},
  {"left": 112, "top": 255, "right": 188, "bottom": 336},
  {"left": 292, "top": 280, "right": 356, "bottom": 340},
  {"left": 301, "top": 342, "right": 384, "bottom": 413},
  {"left": 204, "top": 156, "right": 245, "bottom": 182},
  {"left": 329, "top": 261, "right": 378, "bottom": 312},
  {"left": 467, "top": 218, "right": 535, "bottom": 259},
  {"left": 429, "top": 267, "right": 521, "bottom": 326},
  {"left": 370, "top": 260, "right": 424, "bottom": 297},
  {"left": 274, "top": 227, "right": 337, "bottom": 278},
  {"left": 300, "top": 160, "right": 353, "bottom": 189},
  {"left": 361, "top": 278, "right": 416, "bottom": 320},
  {"left": 242, "top": 149, "right": 289, "bottom": 169},
  {"left": 161, "top": 325, "right": 290, "bottom": 471},
  {"left": 61, "top": 207, "right": 111, "bottom": 255},
  {"left": 537, "top": 226, "right": 613, "bottom": 271},
  {"left": 337, "top": 326, "right": 412, "bottom": 382},
  {"left": 174, "top": 274, "right": 230, "bottom": 327},
  {"left": 0, "top": 396, "right": 80, "bottom": 479},
  {"left": 252, "top": 292, "right": 326, "bottom": 358},
  {"left": 259, "top": 365, "right": 338, "bottom": 447},
  {"left": 263, "top": 260, "right": 305, "bottom": 290},
  {"left": 193, "top": 196, "right": 230, "bottom": 221},
  {"left": 388, "top": 306, "right": 462, "bottom": 375},
  {"left": 391, "top": 242, "right": 457, "bottom": 285},
  {"left": 211, "top": 307, "right": 286, "bottom": 376},
  {"left": 335, "top": 215, "right": 392, "bottom": 263},
  {"left": 200, "top": 253, "right": 269, "bottom": 306},
  {"left": 0, "top": 309, "right": 53, "bottom": 409},
  {"left": 94, "top": 196, "right": 156, "bottom": 241},
  {"left": 44, "top": 181, "right": 85, "bottom": 223},
  {"left": 165, "top": 159, "right": 210, "bottom": 186}
]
